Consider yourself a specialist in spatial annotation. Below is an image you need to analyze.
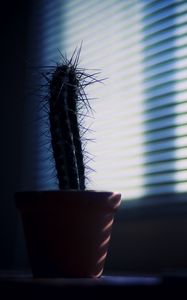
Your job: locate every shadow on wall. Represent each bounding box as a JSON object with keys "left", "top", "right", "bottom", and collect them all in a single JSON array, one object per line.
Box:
[
  {"left": 105, "top": 198, "right": 187, "bottom": 273},
  {"left": 0, "top": 0, "right": 32, "bottom": 269},
  {"left": 0, "top": 0, "right": 67, "bottom": 271}
]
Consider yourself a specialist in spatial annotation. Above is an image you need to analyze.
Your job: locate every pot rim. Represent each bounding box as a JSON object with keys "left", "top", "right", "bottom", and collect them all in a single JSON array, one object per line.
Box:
[{"left": 15, "top": 190, "right": 122, "bottom": 213}]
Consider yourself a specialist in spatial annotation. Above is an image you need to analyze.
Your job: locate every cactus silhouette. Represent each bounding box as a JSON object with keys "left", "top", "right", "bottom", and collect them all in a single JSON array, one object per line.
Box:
[{"left": 44, "top": 48, "right": 101, "bottom": 190}]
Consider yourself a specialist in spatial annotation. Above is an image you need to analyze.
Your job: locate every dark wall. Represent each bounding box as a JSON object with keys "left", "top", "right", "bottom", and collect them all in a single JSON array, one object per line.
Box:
[
  {"left": 0, "top": 0, "right": 31, "bottom": 269},
  {"left": 1, "top": 0, "right": 187, "bottom": 275},
  {"left": 105, "top": 200, "right": 187, "bottom": 274}
]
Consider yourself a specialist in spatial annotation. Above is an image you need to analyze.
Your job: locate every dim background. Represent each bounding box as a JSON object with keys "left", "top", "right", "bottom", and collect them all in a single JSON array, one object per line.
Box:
[
  {"left": 1, "top": 0, "right": 187, "bottom": 274},
  {"left": 0, "top": 1, "right": 31, "bottom": 269}
]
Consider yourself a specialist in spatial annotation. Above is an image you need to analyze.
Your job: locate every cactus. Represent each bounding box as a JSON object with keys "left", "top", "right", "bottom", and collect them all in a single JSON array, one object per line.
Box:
[{"left": 43, "top": 48, "right": 100, "bottom": 190}]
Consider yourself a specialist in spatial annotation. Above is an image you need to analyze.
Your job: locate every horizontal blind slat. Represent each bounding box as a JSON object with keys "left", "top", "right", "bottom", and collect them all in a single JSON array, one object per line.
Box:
[{"left": 27, "top": 0, "right": 187, "bottom": 199}]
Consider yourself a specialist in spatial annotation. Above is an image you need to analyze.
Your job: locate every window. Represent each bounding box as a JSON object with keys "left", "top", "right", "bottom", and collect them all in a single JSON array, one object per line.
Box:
[{"left": 28, "top": 0, "right": 187, "bottom": 201}]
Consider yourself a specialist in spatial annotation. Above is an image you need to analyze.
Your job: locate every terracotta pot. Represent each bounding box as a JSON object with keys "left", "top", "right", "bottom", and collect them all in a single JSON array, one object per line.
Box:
[{"left": 15, "top": 190, "right": 121, "bottom": 278}]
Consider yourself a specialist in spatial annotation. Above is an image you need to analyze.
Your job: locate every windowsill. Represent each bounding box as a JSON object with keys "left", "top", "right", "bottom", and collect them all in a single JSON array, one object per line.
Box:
[{"left": 0, "top": 270, "right": 187, "bottom": 297}]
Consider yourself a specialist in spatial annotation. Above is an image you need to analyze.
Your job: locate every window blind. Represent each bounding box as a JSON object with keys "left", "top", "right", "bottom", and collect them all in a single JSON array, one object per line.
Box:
[{"left": 27, "top": 0, "right": 187, "bottom": 200}]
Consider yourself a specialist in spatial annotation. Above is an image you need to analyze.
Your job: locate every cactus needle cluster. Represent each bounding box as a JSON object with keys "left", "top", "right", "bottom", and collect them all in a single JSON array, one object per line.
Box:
[{"left": 42, "top": 48, "right": 102, "bottom": 190}]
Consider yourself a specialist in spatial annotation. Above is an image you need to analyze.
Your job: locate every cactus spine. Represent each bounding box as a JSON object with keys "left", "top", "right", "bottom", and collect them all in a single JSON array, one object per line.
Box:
[{"left": 47, "top": 49, "right": 97, "bottom": 190}]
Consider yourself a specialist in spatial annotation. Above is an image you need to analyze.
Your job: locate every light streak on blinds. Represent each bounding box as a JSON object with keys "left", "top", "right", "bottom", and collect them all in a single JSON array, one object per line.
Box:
[
  {"left": 140, "top": 0, "right": 187, "bottom": 197},
  {"left": 173, "top": 2, "right": 187, "bottom": 193},
  {"left": 61, "top": 0, "right": 146, "bottom": 199},
  {"left": 28, "top": 0, "right": 187, "bottom": 200}
]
